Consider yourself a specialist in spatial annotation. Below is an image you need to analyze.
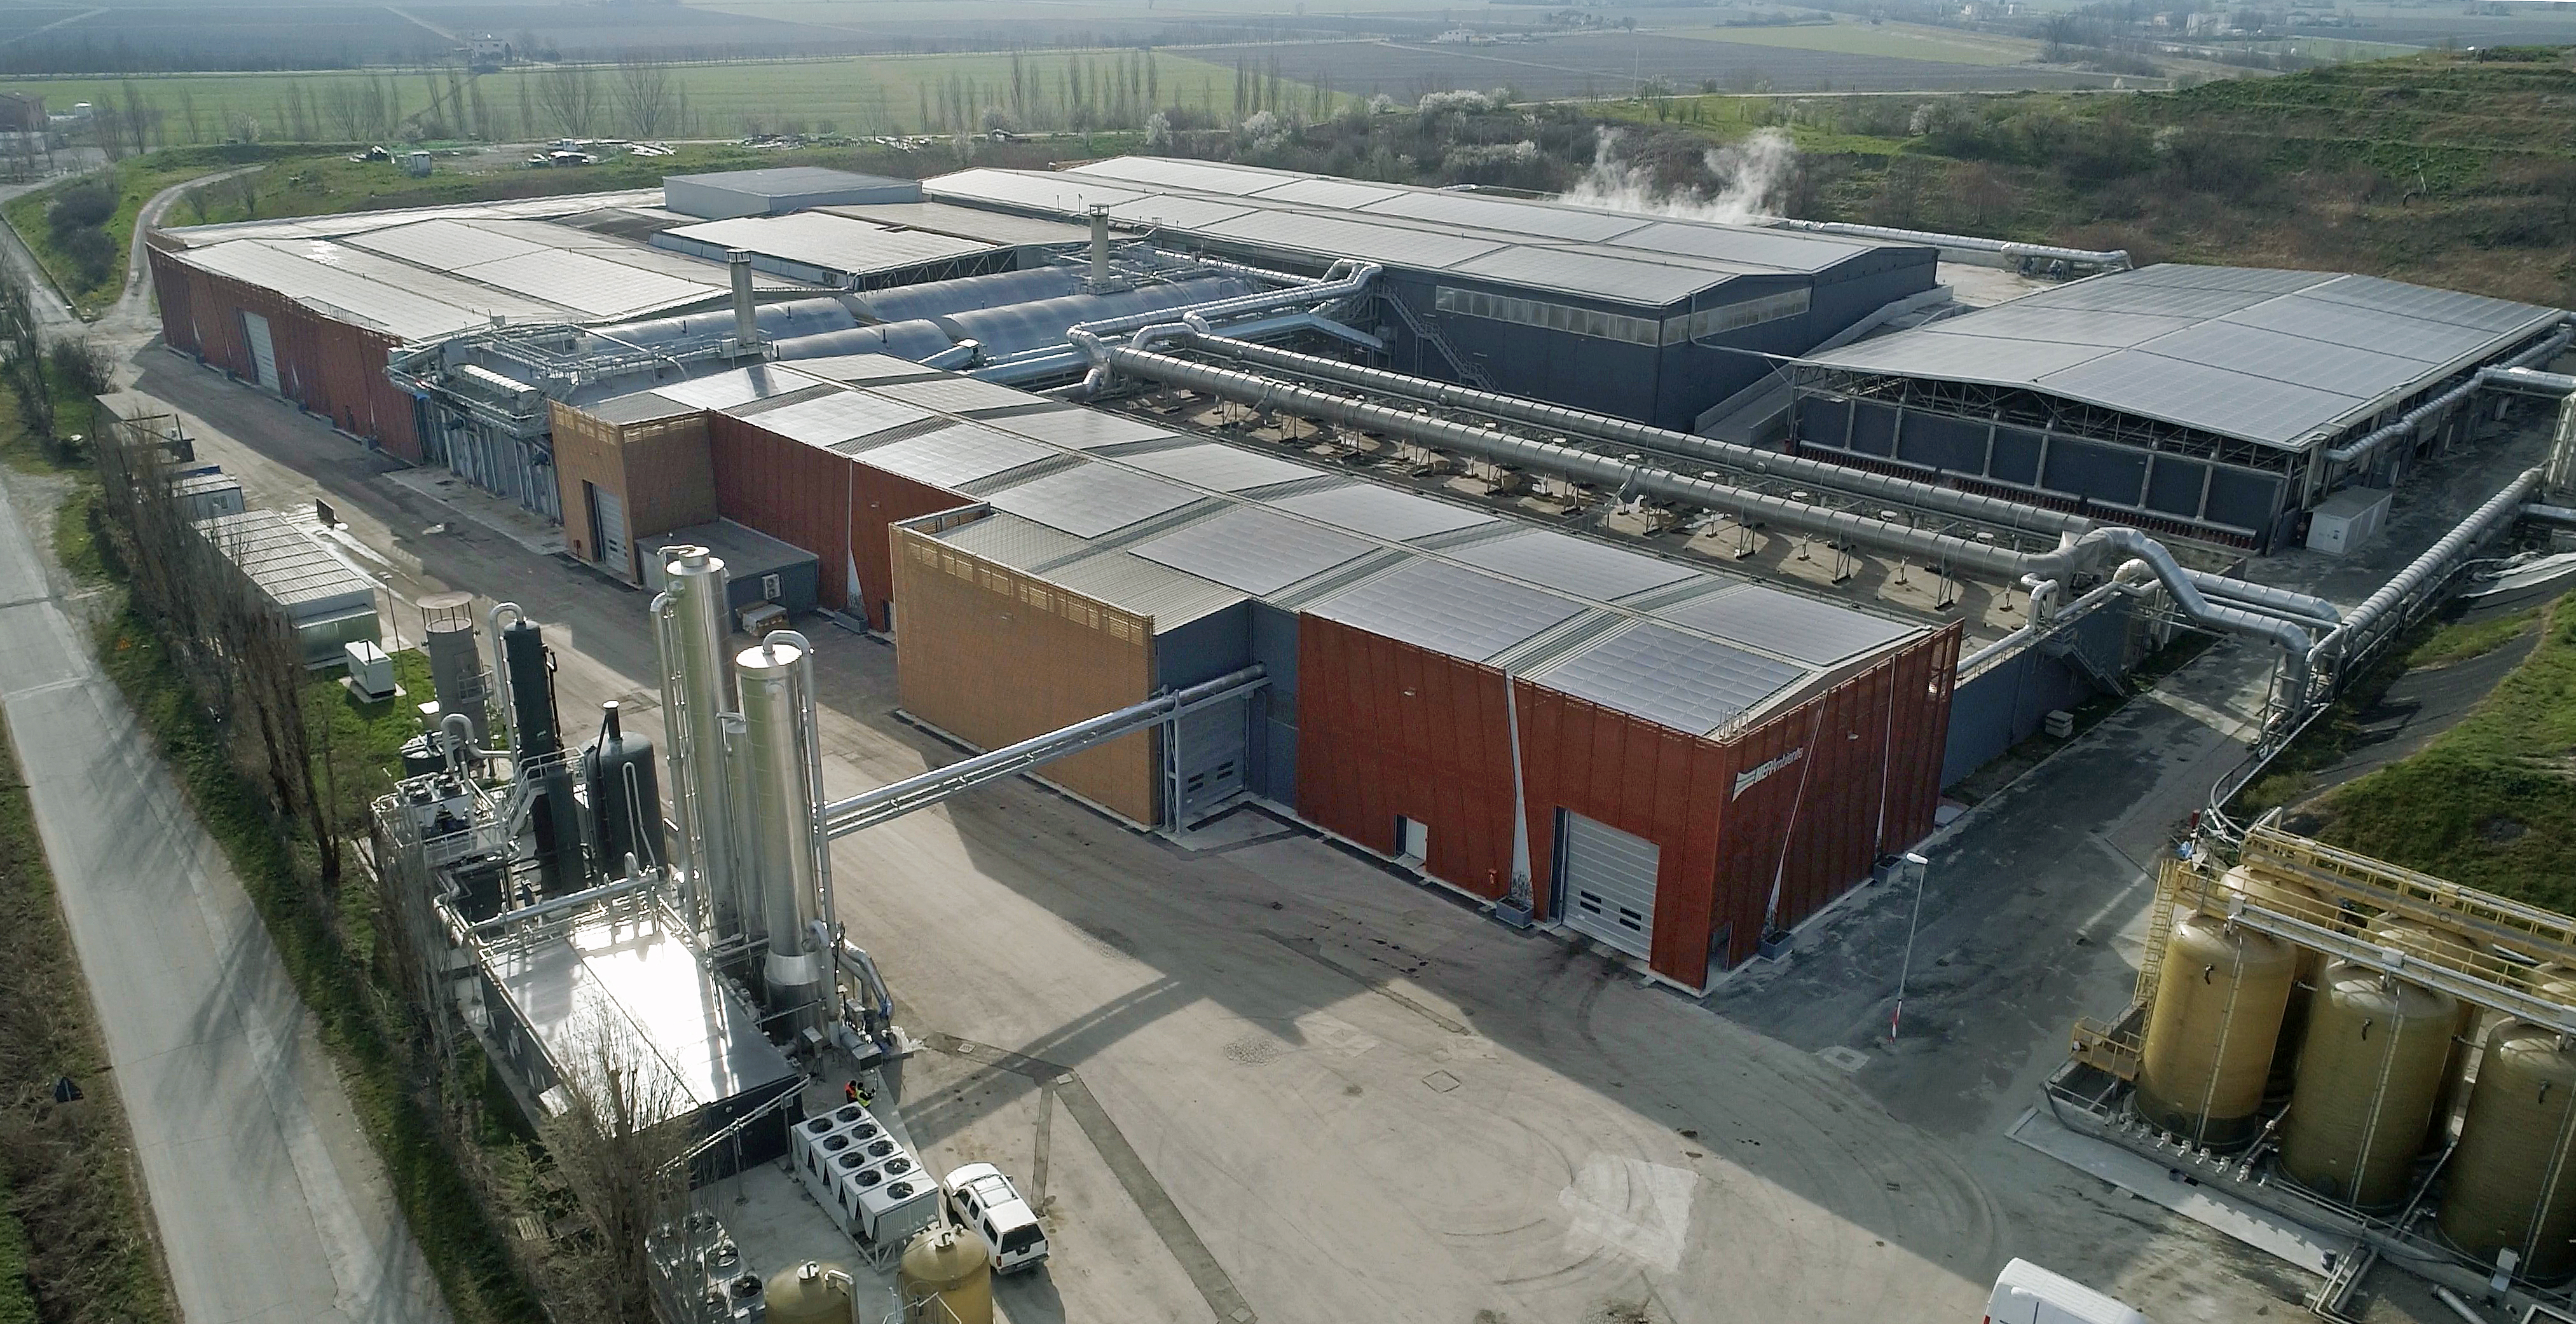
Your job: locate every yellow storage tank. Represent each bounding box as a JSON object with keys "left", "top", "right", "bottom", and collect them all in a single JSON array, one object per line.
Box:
[
  {"left": 765, "top": 1261, "right": 854, "bottom": 1324},
  {"left": 2135, "top": 911, "right": 2298, "bottom": 1147},
  {"left": 2369, "top": 917, "right": 2483, "bottom": 1152},
  {"left": 900, "top": 1224, "right": 992, "bottom": 1324},
  {"left": 2278, "top": 962, "right": 2457, "bottom": 1209},
  {"left": 2439, "top": 1020, "right": 2576, "bottom": 1281},
  {"left": 2231, "top": 866, "right": 2327, "bottom": 1098}
]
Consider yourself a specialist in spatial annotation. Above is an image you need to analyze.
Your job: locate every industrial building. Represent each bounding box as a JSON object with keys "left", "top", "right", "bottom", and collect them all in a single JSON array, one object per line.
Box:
[
  {"left": 552, "top": 357, "right": 1954, "bottom": 988},
  {"left": 191, "top": 507, "right": 383, "bottom": 667},
  {"left": 1790, "top": 264, "right": 2568, "bottom": 549},
  {"left": 921, "top": 156, "right": 1942, "bottom": 430}
]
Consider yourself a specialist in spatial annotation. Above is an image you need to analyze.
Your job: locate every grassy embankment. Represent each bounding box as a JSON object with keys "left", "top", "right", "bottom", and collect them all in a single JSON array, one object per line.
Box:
[
  {"left": 2295, "top": 599, "right": 2576, "bottom": 913},
  {"left": 0, "top": 144, "right": 317, "bottom": 317}
]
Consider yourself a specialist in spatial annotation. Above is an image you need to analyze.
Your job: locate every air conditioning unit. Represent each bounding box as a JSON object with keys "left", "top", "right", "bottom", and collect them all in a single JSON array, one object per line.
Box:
[
  {"left": 760, "top": 573, "right": 782, "bottom": 601},
  {"left": 737, "top": 601, "right": 788, "bottom": 636},
  {"left": 344, "top": 641, "right": 396, "bottom": 700}
]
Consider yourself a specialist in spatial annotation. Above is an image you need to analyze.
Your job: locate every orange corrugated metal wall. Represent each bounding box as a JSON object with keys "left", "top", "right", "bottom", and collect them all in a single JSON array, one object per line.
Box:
[
  {"left": 849, "top": 463, "right": 975, "bottom": 630},
  {"left": 707, "top": 411, "right": 854, "bottom": 611},
  {"left": 146, "top": 249, "right": 422, "bottom": 460}
]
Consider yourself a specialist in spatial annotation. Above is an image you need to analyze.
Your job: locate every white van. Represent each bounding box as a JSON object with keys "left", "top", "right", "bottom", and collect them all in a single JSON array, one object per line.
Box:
[
  {"left": 942, "top": 1163, "right": 1048, "bottom": 1273},
  {"left": 1985, "top": 1260, "right": 2151, "bottom": 1324}
]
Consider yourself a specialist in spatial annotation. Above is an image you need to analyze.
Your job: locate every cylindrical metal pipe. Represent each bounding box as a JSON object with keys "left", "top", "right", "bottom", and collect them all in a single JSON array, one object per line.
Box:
[
  {"left": 2310, "top": 467, "right": 2542, "bottom": 677},
  {"left": 1175, "top": 332, "right": 2096, "bottom": 539},
  {"left": 738, "top": 634, "right": 824, "bottom": 1030},
  {"left": 728, "top": 250, "right": 758, "bottom": 347},
  {"left": 1088, "top": 206, "right": 1111, "bottom": 289},
  {"left": 2327, "top": 324, "right": 2573, "bottom": 467},
  {"left": 1753, "top": 215, "right": 2130, "bottom": 270},
  {"left": 660, "top": 546, "right": 743, "bottom": 941},
  {"left": 486, "top": 601, "right": 525, "bottom": 751}
]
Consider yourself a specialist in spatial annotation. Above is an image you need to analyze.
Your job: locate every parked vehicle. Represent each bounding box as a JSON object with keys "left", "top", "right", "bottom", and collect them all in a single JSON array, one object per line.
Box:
[
  {"left": 940, "top": 1163, "right": 1048, "bottom": 1273},
  {"left": 1985, "top": 1260, "right": 2150, "bottom": 1323}
]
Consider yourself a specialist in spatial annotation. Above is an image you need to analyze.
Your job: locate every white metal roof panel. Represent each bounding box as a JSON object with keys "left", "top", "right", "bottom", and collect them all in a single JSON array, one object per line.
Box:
[
  {"left": 2137, "top": 320, "right": 2434, "bottom": 400},
  {"left": 1447, "top": 528, "right": 1699, "bottom": 601},
  {"left": 922, "top": 168, "right": 1144, "bottom": 217},
  {"left": 1068, "top": 156, "right": 1294, "bottom": 196},
  {"left": 1198, "top": 210, "right": 1507, "bottom": 270},
  {"left": 1306, "top": 558, "right": 1585, "bottom": 662},
  {"left": 1266, "top": 482, "right": 1500, "bottom": 542},
  {"left": 2214, "top": 297, "right": 2497, "bottom": 364},
  {"left": 1359, "top": 190, "right": 1652, "bottom": 243},
  {"left": 1250, "top": 177, "right": 1408, "bottom": 209},
  {"left": 2115, "top": 264, "right": 2338, "bottom": 294},
  {"left": 1525, "top": 620, "right": 1807, "bottom": 735},
  {"left": 1810, "top": 332, "right": 2108, "bottom": 383},
  {"left": 344, "top": 218, "right": 549, "bottom": 270},
  {"left": 655, "top": 364, "right": 822, "bottom": 411},
  {"left": 769, "top": 353, "right": 947, "bottom": 385},
  {"left": 1107, "top": 195, "right": 1260, "bottom": 230},
  {"left": 870, "top": 376, "right": 1052, "bottom": 414},
  {"left": 739, "top": 386, "right": 935, "bottom": 446},
  {"left": 820, "top": 201, "right": 1092, "bottom": 247},
  {"left": 1447, "top": 245, "right": 1719, "bottom": 306},
  {"left": 455, "top": 249, "right": 716, "bottom": 318},
  {"left": 857, "top": 422, "right": 1053, "bottom": 489},
  {"left": 1130, "top": 507, "right": 1376, "bottom": 596},
  {"left": 1604, "top": 221, "right": 1879, "bottom": 273},
  {"left": 1653, "top": 584, "right": 1917, "bottom": 667},
  {"left": 1041, "top": 547, "right": 1247, "bottom": 626},
  {"left": 978, "top": 407, "right": 1183, "bottom": 451},
  {"left": 1920, "top": 304, "right": 2198, "bottom": 349},
  {"left": 2302, "top": 272, "right": 2556, "bottom": 334},
  {"left": 1118, "top": 442, "right": 1319, "bottom": 493},
  {"left": 2015, "top": 282, "right": 2274, "bottom": 319},
  {"left": 929, "top": 510, "right": 1093, "bottom": 570},
  {"left": 177, "top": 239, "right": 573, "bottom": 338},
  {"left": 984, "top": 463, "right": 1203, "bottom": 538},
  {"left": 2038, "top": 349, "right": 2362, "bottom": 443},
  {"left": 664, "top": 212, "right": 990, "bottom": 273}
]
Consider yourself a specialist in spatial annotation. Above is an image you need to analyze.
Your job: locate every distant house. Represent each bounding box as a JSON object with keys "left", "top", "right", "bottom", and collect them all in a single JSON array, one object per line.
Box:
[
  {"left": 0, "top": 93, "right": 46, "bottom": 133},
  {"left": 469, "top": 34, "right": 511, "bottom": 69}
]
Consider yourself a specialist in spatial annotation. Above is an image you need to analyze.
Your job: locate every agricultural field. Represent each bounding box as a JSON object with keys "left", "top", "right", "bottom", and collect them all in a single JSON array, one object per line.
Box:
[
  {"left": 1666, "top": 18, "right": 2043, "bottom": 67},
  {"left": 1257, "top": 32, "right": 2122, "bottom": 100},
  {"left": 0, "top": 47, "right": 1338, "bottom": 142}
]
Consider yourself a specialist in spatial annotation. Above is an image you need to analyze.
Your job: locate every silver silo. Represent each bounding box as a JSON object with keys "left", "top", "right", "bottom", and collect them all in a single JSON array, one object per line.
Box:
[
  {"left": 421, "top": 591, "right": 487, "bottom": 744},
  {"left": 736, "top": 633, "right": 826, "bottom": 1032}
]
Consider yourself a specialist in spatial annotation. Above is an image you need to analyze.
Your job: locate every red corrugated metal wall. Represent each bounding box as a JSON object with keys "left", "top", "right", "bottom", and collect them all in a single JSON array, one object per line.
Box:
[
  {"left": 1294, "top": 615, "right": 1520, "bottom": 900},
  {"left": 1298, "top": 612, "right": 1961, "bottom": 989},
  {"left": 849, "top": 463, "right": 973, "bottom": 630},
  {"left": 706, "top": 411, "right": 854, "bottom": 611},
  {"left": 146, "top": 247, "right": 423, "bottom": 461}
]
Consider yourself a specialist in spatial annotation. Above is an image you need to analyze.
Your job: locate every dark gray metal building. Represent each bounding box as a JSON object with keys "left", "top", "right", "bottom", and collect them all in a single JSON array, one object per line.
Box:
[
  {"left": 1789, "top": 264, "right": 2565, "bottom": 549},
  {"left": 921, "top": 157, "right": 1939, "bottom": 432}
]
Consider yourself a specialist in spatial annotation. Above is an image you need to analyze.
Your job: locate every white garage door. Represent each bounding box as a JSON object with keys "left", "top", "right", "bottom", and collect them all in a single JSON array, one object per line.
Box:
[
  {"left": 1170, "top": 697, "right": 1247, "bottom": 826},
  {"left": 240, "top": 311, "right": 278, "bottom": 391},
  {"left": 588, "top": 483, "right": 628, "bottom": 576},
  {"left": 1559, "top": 810, "right": 1659, "bottom": 959}
]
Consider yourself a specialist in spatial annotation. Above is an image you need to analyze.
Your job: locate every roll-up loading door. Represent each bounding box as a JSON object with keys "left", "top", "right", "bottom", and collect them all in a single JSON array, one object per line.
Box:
[
  {"left": 1557, "top": 809, "right": 1659, "bottom": 959},
  {"left": 587, "top": 482, "right": 629, "bottom": 578},
  {"left": 1168, "top": 697, "right": 1247, "bottom": 826},
  {"left": 240, "top": 311, "right": 278, "bottom": 391}
]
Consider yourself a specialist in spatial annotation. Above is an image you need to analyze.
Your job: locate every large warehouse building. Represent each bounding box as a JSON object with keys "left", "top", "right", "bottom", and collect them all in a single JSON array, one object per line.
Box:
[
  {"left": 921, "top": 156, "right": 1941, "bottom": 430},
  {"left": 1788, "top": 263, "right": 2566, "bottom": 549},
  {"left": 551, "top": 355, "right": 1954, "bottom": 990}
]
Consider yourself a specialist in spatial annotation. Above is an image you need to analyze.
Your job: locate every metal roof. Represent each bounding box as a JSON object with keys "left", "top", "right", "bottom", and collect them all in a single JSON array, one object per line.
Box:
[
  {"left": 765, "top": 352, "right": 947, "bottom": 385},
  {"left": 922, "top": 168, "right": 1146, "bottom": 217},
  {"left": 1448, "top": 245, "right": 1736, "bottom": 307},
  {"left": 737, "top": 388, "right": 936, "bottom": 447},
  {"left": 983, "top": 463, "right": 1203, "bottom": 538},
  {"left": 858, "top": 422, "right": 1053, "bottom": 488},
  {"left": 1360, "top": 189, "right": 1650, "bottom": 243},
  {"left": 931, "top": 509, "right": 1094, "bottom": 570},
  {"left": 1067, "top": 156, "right": 1293, "bottom": 195},
  {"left": 1524, "top": 620, "right": 1806, "bottom": 737},
  {"left": 1107, "top": 195, "right": 1259, "bottom": 231},
  {"left": 1250, "top": 177, "right": 1408, "bottom": 210},
  {"left": 1264, "top": 482, "right": 1500, "bottom": 542},
  {"left": 194, "top": 509, "right": 376, "bottom": 615},
  {"left": 586, "top": 391, "right": 697, "bottom": 425},
  {"left": 1118, "top": 442, "right": 1320, "bottom": 493},
  {"left": 1654, "top": 583, "right": 1917, "bottom": 667},
  {"left": 452, "top": 248, "right": 719, "bottom": 320},
  {"left": 870, "top": 376, "right": 1053, "bottom": 415},
  {"left": 345, "top": 217, "right": 549, "bottom": 270},
  {"left": 1037, "top": 547, "right": 1247, "bottom": 627},
  {"left": 664, "top": 165, "right": 912, "bottom": 196},
  {"left": 977, "top": 406, "right": 1182, "bottom": 451},
  {"left": 1445, "top": 527, "right": 1700, "bottom": 601},
  {"left": 1306, "top": 557, "right": 1588, "bottom": 663},
  {"left": 657, "top": 364, "right": 825, "bottom": 411},
  {"left": 1194, "top": 208, "right": 1509, "bottom": 271},
  {"left": 662, "top": 212, "right": 991, "bottom": 275},
  {"left": 819, "top": 201, "right": 1092, "bottom": 248},
  {"left": 175, "top": 239, "right": 575, "bottom": 339},
  {"left": 1803, "top": 264, "right": 2563, "bottom": 449},
  {"left": 1129, "top": 507, "right": 1376, "bottom": 596}
]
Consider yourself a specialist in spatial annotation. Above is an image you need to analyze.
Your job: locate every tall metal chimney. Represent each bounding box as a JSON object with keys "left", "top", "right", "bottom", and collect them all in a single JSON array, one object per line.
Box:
[
  {"left": 727, "top": 249, "right": 758, "bottom": 349},
  {"left": 736, "top": 634, "right": 825, "bottom": 1034},
  {"left": 652, "top": 547, "right": 741, "bottom": 940},
  {"left": 1088, "top": 206, "right": 1111, "bottom": 290}
]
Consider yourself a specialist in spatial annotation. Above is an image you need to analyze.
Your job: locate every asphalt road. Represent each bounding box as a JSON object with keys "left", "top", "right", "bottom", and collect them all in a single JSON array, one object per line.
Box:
[
  {"left": 117, "top": 347, "right": 2476, "bottom": 1324},
  {"left": 0, "top": 453, "right": 448, "bottom": 1320}
]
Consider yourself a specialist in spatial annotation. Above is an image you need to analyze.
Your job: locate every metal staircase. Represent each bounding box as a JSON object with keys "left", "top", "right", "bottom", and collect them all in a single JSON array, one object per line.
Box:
[{"left": 1378, "top": 296, "right": 1493, "bottom": 389}]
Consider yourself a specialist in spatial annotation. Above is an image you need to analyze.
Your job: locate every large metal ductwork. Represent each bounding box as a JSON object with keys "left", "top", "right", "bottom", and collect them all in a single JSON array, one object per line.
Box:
[
  {"left": 652, "top": 546, "right": 741, "bottom": 941},
  {"left": 2326, "top": 324, "right": 2575, "bottom": 469},
  {"left": 1755, "top": 215, "right": 2131, "bottom": 272},
  {"left": 2310, "top": 467, "right": 2544, "bottom": 679},
  {"left": 737, "top": 632, "right": 831, "bottom": 1034}
]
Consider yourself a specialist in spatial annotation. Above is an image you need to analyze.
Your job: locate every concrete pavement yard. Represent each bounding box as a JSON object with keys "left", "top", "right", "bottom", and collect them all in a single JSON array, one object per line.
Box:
[
  {"left": 0, "top": 475, "right": 447, "bottom": 1321},
  {"left": 121, "top": 345, "right": 2484, "bottom": 1323}
]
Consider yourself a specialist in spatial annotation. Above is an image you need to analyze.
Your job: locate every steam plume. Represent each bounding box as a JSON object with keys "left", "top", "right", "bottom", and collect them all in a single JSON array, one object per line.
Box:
[{"left": 1559, "top": 126, "right": 1798, "bottom": 226}]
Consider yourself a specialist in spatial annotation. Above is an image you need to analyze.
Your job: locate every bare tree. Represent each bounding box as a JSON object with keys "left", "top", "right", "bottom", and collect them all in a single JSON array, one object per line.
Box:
[
  {"left": 536, "top": 65, "right": 599, "bottom": 137},
  {"left": 116, "top": 79, "right": 154, "bottom": 156},
  {"left": 616, "top": 55, "right": 674, "bottom": 138},
  {"left": 325, "top": 80, "right": 366, "bottom": 142},
  {"left": 534, "top": 1003, "right": 690, "bottom": 1324}
]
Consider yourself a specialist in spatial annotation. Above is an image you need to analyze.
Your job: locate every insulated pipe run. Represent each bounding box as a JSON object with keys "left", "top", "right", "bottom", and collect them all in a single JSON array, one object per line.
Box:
[
  {"left": 1174, "top": 332, "right": 2097, "bottom": 540},
  {"left": 2326, "top": 324, "right": 2575, "bottom": 467},
  {"left": 1101, "top": 345, "right": 2338, "bottom": 679},
  {"left": 1068, "top": 261, "right": 1379, "bottom": 343},
  {"left": 1754, "top": 215, "right": 2132, "bottom": 271},
  {"left": 2186, "top": 571, "right": 2342, "bottom": 626},
  {"left": 2309, "top": 467, "right": 2545, "bottom": 679}
]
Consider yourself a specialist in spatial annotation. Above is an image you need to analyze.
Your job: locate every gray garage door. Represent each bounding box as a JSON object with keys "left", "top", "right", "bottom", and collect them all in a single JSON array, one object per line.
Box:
[
  {"left": 1169, "top": 697, "right": 1247, "bottom": 826},
  {"left": 240, "top": 311, "right": 278, "bottom": 391},
  {"left": 587, "top": 482, "right": 628, "bottom": 577},
  {"left": 1558, "top": 810, "right": 1659, "bottom": 959}
]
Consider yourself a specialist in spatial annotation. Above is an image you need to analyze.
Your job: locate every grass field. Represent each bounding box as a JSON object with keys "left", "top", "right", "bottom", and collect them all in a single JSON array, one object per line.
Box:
[
  {"left": 1669, "top": 19, "right": 2043, "bottom": 67},
  {"left": 0, "top": 47, "right": 1343, "bottom": 145}
]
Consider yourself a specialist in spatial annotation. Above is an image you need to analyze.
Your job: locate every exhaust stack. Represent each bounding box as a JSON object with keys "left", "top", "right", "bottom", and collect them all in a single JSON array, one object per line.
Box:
[
  {"left": 728, "top": 250, "right": 757, "bottom": 348},
  {"left": 1088, "top": 206, "right": 1111, "bottom": 290},
  {"left": 652, "top": 547, "right": 742, "bottom": 939},
  {"left": 737, "top": 634, "right": 828, "bottom": 1034}
]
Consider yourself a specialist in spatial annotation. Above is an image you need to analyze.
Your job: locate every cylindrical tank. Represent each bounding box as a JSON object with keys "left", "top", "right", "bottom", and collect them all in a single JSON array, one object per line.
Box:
[
  {"left": 739, "top": 636, "right": 823, "bottom": 1027},
  {"left": 2440, "top": 1021, "right": 2576, "bottom": 1281},
  {"left": 900, "top": 1224, "right": 992, "bottom": 1324},
  {"left": 398, "top": 734, "right": 444, "bottom": 778},
  {"left": 764, "top": 1260, "right": 853, "bottom": 1324},
  {"left": 502, "top": 617, "right": 584, "bottom": 892},
  {"left": 659, "top": 547, "right": 739, "bottom": 941},
  {"left": 2135, "top": 911, "right": 2298, "bottom": 1147},
  {"left": 2278, "top": 962, "right": 2458, "bottom": 1208},
  {"left": 421, "top": 591, "right": 486, "bottom": 744},
  {"left": 502, "top": 618, "right": 558, "bottom": 760},
  {"left": 582, "top": 701, "right": 666, "bottom": 879},
  {"left": 2228, "top": 866, "right": 2326, "bottom": 1099},
  {"left": 2371, "top": 917, "right": 2484, "bottom": 1151}
]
